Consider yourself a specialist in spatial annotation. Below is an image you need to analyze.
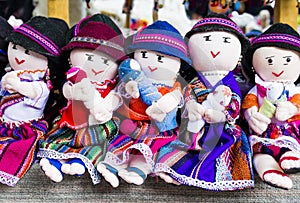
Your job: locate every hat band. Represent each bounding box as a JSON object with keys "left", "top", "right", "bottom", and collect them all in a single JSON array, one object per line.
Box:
[
  {"left": 70, "top": 36, "right": 124, "bottom": 52},
  {"left": 133, "top": 32, "right": 188, "bottom": 55},
  {"left": 192, "top": 18, "right": 243, "bottom": 34},
  {"left": 251, "top": 34, "right": 300, "bottom": 49},
  {"left": 15, "top": 24, "right": 60, "bottom": 56}
]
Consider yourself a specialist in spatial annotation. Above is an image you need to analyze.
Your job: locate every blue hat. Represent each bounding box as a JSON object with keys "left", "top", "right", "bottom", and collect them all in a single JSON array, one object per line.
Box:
[{"left": 127, "top": 20, "right": 191, "bottom": 65}]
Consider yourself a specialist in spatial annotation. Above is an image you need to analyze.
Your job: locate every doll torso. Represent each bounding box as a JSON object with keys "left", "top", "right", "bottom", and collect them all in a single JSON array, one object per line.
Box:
[{"left": 0, "top": 70, "right": 49, "bottom": 122}]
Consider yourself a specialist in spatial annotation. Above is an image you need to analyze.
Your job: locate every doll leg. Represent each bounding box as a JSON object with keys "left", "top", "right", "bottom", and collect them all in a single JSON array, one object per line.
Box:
[
  {"left": 97, "top": 163, "right": 122, "bottom": 188},
  {"left": 254, "top": 153, "right": 293, "bottom": 189},
  {"left": 279, "top": 151, "right": 300, "bottom": 173},
  {"left": 40, "top": 158, "right": 64, "bottom": 183},
  {"left": 118, "top": 156, "right": 151, "bottom": 185},
  {"left": 156, "top": 172, "right": 181, "bottom": 185},
  {"left": 61, "top": 158, "right": 86, "bottom": 176}
]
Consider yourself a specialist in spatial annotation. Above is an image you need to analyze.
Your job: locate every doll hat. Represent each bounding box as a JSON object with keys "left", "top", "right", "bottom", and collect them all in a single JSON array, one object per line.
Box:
[
  {"left": 7, "top": 16, "right": 68, "bottom": 60},
  {"left": 62, "top": 14, "right": 125, "bottom": 61},
  {"left": 126, "top": 20, "right": 191, "bottom": 65},
  {"left": 242, "top": 23, "right": 300, "bottom": 82},
  {"left": 185, "top": 13, "right": 250, "bottom": 54}
]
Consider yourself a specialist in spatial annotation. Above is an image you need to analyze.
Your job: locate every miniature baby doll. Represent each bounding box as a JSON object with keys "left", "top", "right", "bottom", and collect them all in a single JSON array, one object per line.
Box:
[
  {"left": 154, "top": 14, "right": 254, "bottom": 191},
  {"left": 118, "top": 58, "right": 179, "bottom": 132},
  {"left": 242, "top": 23, "right": 300, "bottom": 190},
  {"left": 0, "top": 16, "right": 68, "bottom": 186},
  {"left": 97, "top": 20, "right": 191, "bottom": 188},
  {"left": 38, "top": 14, "right": 125, "bottom": 184}
]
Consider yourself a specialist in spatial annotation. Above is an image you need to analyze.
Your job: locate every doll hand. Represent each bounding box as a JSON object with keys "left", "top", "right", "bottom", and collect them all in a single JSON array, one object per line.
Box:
[
  {"left": 275, "top": 101, "right": 297, "bottom": 121},
  {"left": 64, "top": 78, "right": 93, "bottom": 101},
  {"left": 146, "top": 102, "right": 167, "bottom": 122},
  {"left": 125, "top": 80, "right": 139, "bottom": 98},
  {"left": 92, "top": 105, "right": 112, "bottom": 124},
  {"left": 203, "top": 109, "right": 226, "bottom": 123},
  {"left": 244, "top": 106, "right": 271, "bottom": 135},
  {"left": 186, "top": 100, "right": 205, "bottom": 121},
  {"left": 1, "top": 71, "right": 21, "bottom": 93}
]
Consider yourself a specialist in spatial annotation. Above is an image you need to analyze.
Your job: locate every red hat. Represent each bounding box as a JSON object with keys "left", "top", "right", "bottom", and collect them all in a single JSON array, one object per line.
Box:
[{"left": 62, "top": 21, "right": 125, "bottom": 60}]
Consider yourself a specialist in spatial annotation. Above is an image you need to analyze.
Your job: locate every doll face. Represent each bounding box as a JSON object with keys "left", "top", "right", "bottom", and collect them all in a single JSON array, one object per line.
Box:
[
  {"left": 188, "top": 31, "right": 241, "bottom": 72},
  {"left": 70, "top": 48, "right": 118, "bottom": 83},
  {"left": 134, "top": 49, "right": 180, "bottom": 81},
  {"left": 253, "top": 47, "right": 300, "bottom": 83},
  {"left": 7, "top": 42, "right": 48, "bottom": 71}
]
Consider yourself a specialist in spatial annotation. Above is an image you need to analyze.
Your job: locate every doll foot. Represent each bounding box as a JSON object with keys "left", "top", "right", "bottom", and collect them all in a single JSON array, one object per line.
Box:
[
  {"left": 279, "top": 151, "right": 300, "bottom": 174},
  {"left": 118, "top": 167, "right": 146, "bottom": 185},
  {"left": 157, "top": 172, "right": 180, "bottom": 185},
  {"left": 262, "top": 170, "right": 293, "bottom": 190},
  {"left": 61, "top": 158, "right": 86, "bottom": 176},
  {"left": 97, "top": 163, "right": 119, "bottom": 188},
  {"left": 40, "top": 158, "right": 63, "bottom": 183}
]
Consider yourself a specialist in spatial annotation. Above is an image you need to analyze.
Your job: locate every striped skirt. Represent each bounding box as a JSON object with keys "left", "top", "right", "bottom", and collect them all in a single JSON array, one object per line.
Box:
[
  {"left": 154, "top": 123, "right": 254, "bottom": 191},
  {"left": 0, "top": 119, "right": 48, "bottom": 187},
  {"left": 38, "top": 118, "right": 119, "bottom": 184},
  {"left": 104, "top": 118, "right": 178, "bottom": 171}
]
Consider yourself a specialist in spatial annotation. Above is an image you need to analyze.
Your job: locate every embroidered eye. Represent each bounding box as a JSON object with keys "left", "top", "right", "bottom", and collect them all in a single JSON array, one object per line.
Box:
[
  {"left": 25, "top": 49, "right": 30, "bottom": 55},
  {"left": 203, "top": 35, "right": 212, "bottom": 41},
  {"left": 223, "top": 37, "right": 231, "bottom": 43},
  {"left": 157, "top": 54, "right": 164, "bottom": 63},
  {"left": 265, "top": 56, "right": 274, "bottom": 65},
  {"left": 101, "top": 57, "right": 109, "bottom": 65},
  {"left": 141, "top": 51, "right": 148, "bottom": 58},
  {"left": 12, "top": 44, "right": 17, "bottom": 50},
  {"left": 286, "top": 58, "right": 291, "bottom": 63},
  {"left": 85, "top": 54, "right": 94, "bottom": 61}
]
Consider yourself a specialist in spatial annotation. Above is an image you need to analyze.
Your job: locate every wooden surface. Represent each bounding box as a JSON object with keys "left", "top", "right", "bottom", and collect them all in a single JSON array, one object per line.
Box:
[
  {"left": 274, "top": 0, "right": 298, "bottom": 30},
  {"left": 48, "top": 0, "right": 69, "bottom": 25}
]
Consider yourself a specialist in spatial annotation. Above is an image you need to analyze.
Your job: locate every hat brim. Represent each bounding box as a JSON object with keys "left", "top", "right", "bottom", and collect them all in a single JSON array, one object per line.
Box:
[
  {"left": 62, "top": 41, "right": 125, "bottom": 61},
  {"left": 127, "top": 42, "right": 192, "bottom": 65}
]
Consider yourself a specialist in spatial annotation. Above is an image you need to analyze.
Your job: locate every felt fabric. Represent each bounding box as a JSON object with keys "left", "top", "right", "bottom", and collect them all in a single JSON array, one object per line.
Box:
[
  {"left": 154, "top": 71, "right": 254, "bottom": 191},
  {"left": 127, "top": 20, "right": 191, "bottom": 65}
]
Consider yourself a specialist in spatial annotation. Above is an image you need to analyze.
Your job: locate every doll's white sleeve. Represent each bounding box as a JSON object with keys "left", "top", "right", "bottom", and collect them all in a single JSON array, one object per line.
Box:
[{"left": 23, "top": 81, "right": 50, "bottom": 109}]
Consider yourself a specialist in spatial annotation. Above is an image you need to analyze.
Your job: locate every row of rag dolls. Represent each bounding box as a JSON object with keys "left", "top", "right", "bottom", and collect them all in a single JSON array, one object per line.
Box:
[{"left": 0, "top": 12, "right": 299, "bottom": 191}]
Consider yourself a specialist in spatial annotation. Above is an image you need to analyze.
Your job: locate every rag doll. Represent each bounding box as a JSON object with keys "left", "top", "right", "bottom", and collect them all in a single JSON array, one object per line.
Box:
[
  {"left": 154, "top": 14, "right": 254, "bottom": 191},
  {"left": 97, "top": 20, "right": 191, "bottom": 187},
  {"left": 38, "top": 14, "right": 125, "bottom": 184},
  {"left": 242, "top": 23, "right": 300, "bottom": 190},
  {"left": 0, "top": 16, "right": 68, "bottom": 186}
]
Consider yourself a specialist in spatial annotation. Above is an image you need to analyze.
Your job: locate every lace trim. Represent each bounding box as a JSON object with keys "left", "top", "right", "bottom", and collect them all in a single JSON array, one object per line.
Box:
[
  {"left": 37, "top": 149, "right": 100, "bottom": 184},
  {"left": 249, "top": 135, "right": 300, "bottom": 152},
  {"left": 154, "top": 163, "right": 254, "bottom": 191},
  {"left": 104, "top": 143, "right": 155, "bottom": 170},
  {"left": 0, "top": 170, "right": 19, "bottom": 187}
]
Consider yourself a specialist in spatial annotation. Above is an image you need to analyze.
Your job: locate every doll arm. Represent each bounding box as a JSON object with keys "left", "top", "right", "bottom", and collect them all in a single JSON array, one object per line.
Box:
[
  {"left": 242, "top": 93, "right": 271, "bottom": 135},
  {"left": 2, "top": 71, "right": 40, "bottom": 99},
  {"left": 145, "top": 88, "right": 182, "bottom": 122},
  {"left": 275, "top": 101, "right": 297, "bottom": 121}
]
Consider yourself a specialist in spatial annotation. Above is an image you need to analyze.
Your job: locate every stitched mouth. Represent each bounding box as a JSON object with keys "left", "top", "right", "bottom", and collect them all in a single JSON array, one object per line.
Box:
[
  {"left": 148, "top": 66, "right": 158, "bottom": 72},
  {"left": 210, "top": 51, "right": 220, "bottom": 58},
  {"left": 15, "top": 57, "right": 25, "bottom": 65},
  {"left": 272, "top": 71, "right": 284, "bottom": 77},
  {"left": 92, "top": 69, "right": 104, "bottom": 75}
]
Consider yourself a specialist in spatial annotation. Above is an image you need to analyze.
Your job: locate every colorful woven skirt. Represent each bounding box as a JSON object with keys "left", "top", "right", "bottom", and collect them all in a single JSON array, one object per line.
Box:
[
  {"left": 38, "top": 118, "right": 119, "bottom": 184},
  {"left": 154, "top": 122, "right": 254, "bottom": 191},
  {"left": 0, "top": 119, "right": 48, "bottom": 186},
  {"left": 104, "top": 119, "right": 178, "bottom": 171}
]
